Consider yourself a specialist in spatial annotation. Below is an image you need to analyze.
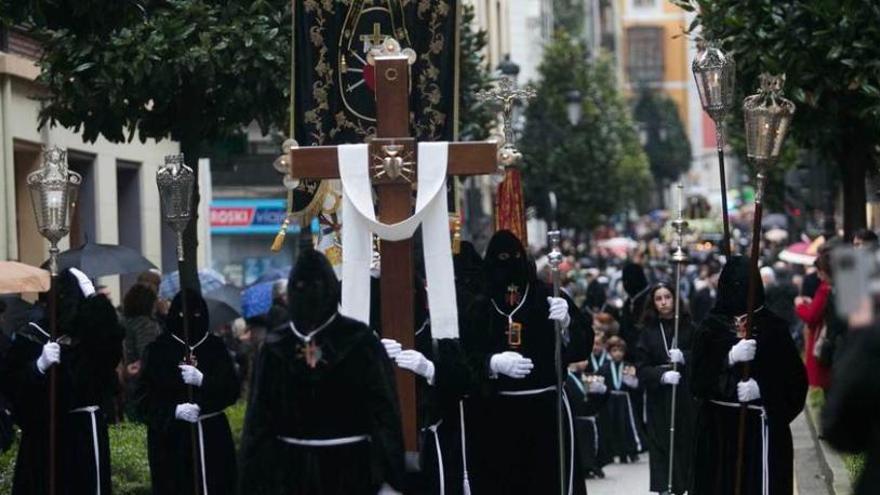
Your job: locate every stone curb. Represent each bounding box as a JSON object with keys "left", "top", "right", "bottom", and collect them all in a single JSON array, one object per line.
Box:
[{"left": 804, "top": 398, "right": 853, "bottom": 495}]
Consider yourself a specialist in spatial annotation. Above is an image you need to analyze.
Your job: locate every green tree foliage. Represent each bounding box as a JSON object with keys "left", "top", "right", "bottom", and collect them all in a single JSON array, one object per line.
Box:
[
  {"left": 633, "top": 90, "right": 692, "bottom": 205},
  {"left": 520, "top": 32, "right": 650, "bottom": 229},
  {"left": 457, "top": 3, "right": 496, "bottom": 141},
  {"left": 4, "top": 0, "right": 292, "bottom": 290},
  {"left": 672, "top": 0, "right": 880, "bottom": 237},
  {"left": 553, "top": 0, "right": 586, "bottom": 39}
]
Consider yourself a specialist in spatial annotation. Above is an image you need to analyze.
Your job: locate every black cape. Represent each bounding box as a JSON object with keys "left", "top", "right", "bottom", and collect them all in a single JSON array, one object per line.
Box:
[
  {"left": 821, "top": 325, "right": 880, "bottom": 495},
  {"left": 2, "top": 294, "right": 122, "bottom": 495},
  {"left": 238, "top": 314, "right": 405, "bottom": 494},
  {"left": 635, "top": 318, "right": 696, "bottom": 494},
  {"left": 136, "top": 331, "right": 239, "bottom": 495}
]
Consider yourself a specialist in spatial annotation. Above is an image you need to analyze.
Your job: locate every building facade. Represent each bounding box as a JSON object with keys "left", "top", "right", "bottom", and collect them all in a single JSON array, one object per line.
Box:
[{"left": 0, "top": 27, "right": 210, "bottom": 304}]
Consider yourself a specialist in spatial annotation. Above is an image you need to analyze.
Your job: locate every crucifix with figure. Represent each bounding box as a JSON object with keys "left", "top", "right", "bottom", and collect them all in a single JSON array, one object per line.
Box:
[{"left": 289, "top": 37, "right": 497, "bottom": 453}]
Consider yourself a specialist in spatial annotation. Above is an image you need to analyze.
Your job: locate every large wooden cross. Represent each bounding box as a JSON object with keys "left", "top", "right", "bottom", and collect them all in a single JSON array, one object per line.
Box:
[{"left": 289, "top": 38, "right": 497, "bottom": 452}]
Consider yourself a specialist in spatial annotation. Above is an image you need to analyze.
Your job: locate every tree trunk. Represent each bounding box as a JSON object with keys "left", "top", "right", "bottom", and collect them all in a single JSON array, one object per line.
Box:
[
  {"left": 179, "top": 136, "right": 202, "bottom": 295},
  {"left": 838, "top": 134, "right": 870, "bottom": 240}
]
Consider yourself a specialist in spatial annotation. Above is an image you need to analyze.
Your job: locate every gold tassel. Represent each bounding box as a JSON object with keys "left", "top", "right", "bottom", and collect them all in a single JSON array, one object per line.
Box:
[
  {"left": 271, "top": 217, "right": 291, "bottom": 252},
  {"left": 451, "top": 213, "right": 462, "bottom": 254}
]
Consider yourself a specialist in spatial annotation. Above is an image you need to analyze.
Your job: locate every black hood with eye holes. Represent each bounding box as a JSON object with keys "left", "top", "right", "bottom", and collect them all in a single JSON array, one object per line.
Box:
[
  {"left": 167, "top": 289, "right": 210, "bottom": 345},
  {"left": 483, "top": 230, "right": 534, "bottom": 298},
  {"left": 713, "top": 256, "right": 765, "bottom": 317}
]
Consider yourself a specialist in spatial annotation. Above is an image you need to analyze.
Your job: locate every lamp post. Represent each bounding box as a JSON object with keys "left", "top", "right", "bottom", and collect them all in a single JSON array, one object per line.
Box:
[
  {"left": 692, "top": 40, "right": 736, "bottom": 255},
  {"left": 155, "top": 153, "right": 201, "bottom": 495},
  {"left": 734, "top": 73, "right": 795, "bottom": 495},
  {"left": 26, "top": 145, "right": 81, "bottom": 495}
]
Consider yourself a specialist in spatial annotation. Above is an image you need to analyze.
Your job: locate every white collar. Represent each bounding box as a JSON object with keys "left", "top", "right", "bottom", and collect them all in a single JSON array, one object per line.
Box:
[
  {"left": 171, "top": 331, "right": 210, "bottom": 352},
  {"left": 289, "top": 312, "right": 338, "bottom": 343}
]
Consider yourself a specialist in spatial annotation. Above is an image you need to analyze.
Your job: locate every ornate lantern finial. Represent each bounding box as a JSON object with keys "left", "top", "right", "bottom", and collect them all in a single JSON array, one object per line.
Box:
[
  {"left": 156, "top": 153, "right": 195, "bottom": 261},
  {"left": 743, "top": 74, "right": 796, "bottom": 169},
  {"left": 692, "top": 40, "right": 736, "bottom": 122},
  {"left": 27, "top": 146, "right": 82, "bottom": 275}
]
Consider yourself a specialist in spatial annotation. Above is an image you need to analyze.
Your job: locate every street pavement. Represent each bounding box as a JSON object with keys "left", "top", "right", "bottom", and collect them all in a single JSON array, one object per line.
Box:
[{"left": 586, "top": 455, "right": 651, "bottom": 494}]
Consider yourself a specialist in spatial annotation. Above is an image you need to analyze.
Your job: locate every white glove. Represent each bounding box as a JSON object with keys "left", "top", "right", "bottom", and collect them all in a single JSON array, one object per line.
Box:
[
  {"left": 36, "top": 342, "right": 61, "bottom": 374},
  {"left": 622, "top": 374, "right": 639, "bottom": 389},
  {"left": 175, "top": 403, "right": 201, "bottom": 423},
  {"left": 668, "top": 348, "right": 685, "bottom": 365},
  {"left": 179, "top": 365, "right": 204, "bottom": 387},
  {"left": 737, "top": 379, "right": 761, "bottom": 402},
  {"left": 381, "top": 338, "right": 402, "bottom": 359},
  {"left": 547, "top": 297, "right": 571, "bottom": 328},
  {"left": 661, "top": 370, "right": 681, "bottom": 386},
  {"left": 489, "top": 351, "right": 534, "bottom": 379},
  {"left": 395, "top": 350, "right": 436, "bottom": 385},
  {"left": 728, "top": 339, "right": 757, "bottom": 366},
  {"left": 588, "top": 380, "right": 607, "bottom": 394}
]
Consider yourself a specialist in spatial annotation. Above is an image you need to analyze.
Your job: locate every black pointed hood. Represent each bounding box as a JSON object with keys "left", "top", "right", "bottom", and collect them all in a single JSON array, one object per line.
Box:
[
  {"left": 167, "top": 289, "right": 210, "bottom": 344},
  {"left": 713, "top": 256, "right": 765, "bottom": 316},
  {"left": 483, "top": 230, "right": 534, "bottom": 297},
  {"left": 622, "top": 263, "right": 649, "bottom": 298},
  {"left": 288, "top": 248, "right": 340, "bottom": 331}
]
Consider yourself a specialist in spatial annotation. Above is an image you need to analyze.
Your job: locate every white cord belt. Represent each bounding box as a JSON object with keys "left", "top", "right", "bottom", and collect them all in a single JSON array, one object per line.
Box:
[
  {"left": 69, "top": 405, "right": 101, "bottom": 495},
  {"left": 277, "top": 434, "right": 370, "bottom": 447},
  {"left": 576, "top": 415, "right": 600, "bottom": 457},
  {"left": 498, "top": 385, "right": 556, "bottom": 396},
  {"left": 424, "top": 420, "right": 445, "bottom": 495},
  {"left": 710, "top": 400, "right": 770, "bottom": 495},
  {"left": 195, "top": 410, "right": 226, "bottom": 495}
]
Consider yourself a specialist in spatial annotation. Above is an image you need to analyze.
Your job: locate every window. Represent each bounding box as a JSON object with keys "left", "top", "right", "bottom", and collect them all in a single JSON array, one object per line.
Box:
[
  {"left": 626, "top": 27, "right": 664, "bottom": 84},
  {"left": 633, "top": 0, "right": 656, "bottom": 7}
]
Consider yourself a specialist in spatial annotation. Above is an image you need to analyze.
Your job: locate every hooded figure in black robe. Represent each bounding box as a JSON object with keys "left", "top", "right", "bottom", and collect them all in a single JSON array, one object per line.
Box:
[
  {"left": 375, "top": 267, "right": 480, "bottom": 495},
  {"left": 634, "top": 283, "right": 696, "bottom": 494},
  {"left": 691, "top": 256, "right": 807, "bottom": 495},
  {"left": 459, "top": 230, "right": 590, "bottom": 495},
  {"left": 1, "top": 268, "right": 123, "bottom": 495},
  {"left": 239, "top": 248, "right": 405, "bottom": 494},
  {"left": 620, "top": 263, "right": 651, "bottom": 351},
  {"left": 136, "top": 289, "right": 239, "bottom": 495}
]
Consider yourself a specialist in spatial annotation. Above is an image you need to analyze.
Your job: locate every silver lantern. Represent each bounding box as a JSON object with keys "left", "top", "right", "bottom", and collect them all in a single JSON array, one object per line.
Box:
[
  {"left": 156, "top": 154, "right": 195, "bottom": 262},
  {"left": 27, "top": 146, "right": 82, "bottom": 275},
  {"left": 692, "top": 40, "right": 736, "bottom": 122},
  {"left": 743, "top": 74, "right": 795, "bottom": 170},
  {"left": 692, "top": 39, "right": 736, "bottom": 255}
]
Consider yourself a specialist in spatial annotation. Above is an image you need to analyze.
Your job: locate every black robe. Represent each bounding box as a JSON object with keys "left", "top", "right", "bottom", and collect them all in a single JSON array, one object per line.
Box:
[
  {"left": 412, "top": 322, "right": 478, "bottom": 495},
  {"left": 635, "top": 318, "right": 696, "bottom": 494},
  {"left": 566, "top": 369, "right": 609, "bottom": 478},
  {"left": 598, "top": 359, "right": 643, "bottom": 459},
  {"left": 2, "top": 298, "right": 122, "bottom": 495},
  {"left": 137, "top": 331, "right": 239, "bottom": 495},
  {"left": 690, "top": 309, "right": 807, "bottom": 495},
  {"left": 584, "top": 352, "right": 613, "bottom": 470},
  {"left": 822, "top": 324, "right": 880, "bottom": 495},
  {"left": 238, "top": 314, "right": 405, "bottom": 494},
  {"left": 460, "top": 282, "right": 590, "bottom": 495}
]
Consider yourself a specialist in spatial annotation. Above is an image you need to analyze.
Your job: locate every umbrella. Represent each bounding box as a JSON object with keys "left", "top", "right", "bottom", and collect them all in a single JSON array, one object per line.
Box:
[
  {"left": 762, "top": 213, "right": 788, "bottom": 230},
  {"left": 204, "top": 296, "right": 241, "bottom": 331},
  {"left": 159, "top": 268, "right": 226, "bottom": 300},
  {"left": 241, "top": 281, "right": 274, "bottom": 319},
  {"left": 0, "top": 261, "right": 50, "bottom": 294},
  {"left": 254, "top": 266, "right": 292, "bottom": 285},
  {"left": 205, "top": 284, "right": 242, "bottom": 314},
  {"left": 778, "top": 241, "right": 819, "bottom": 266},
  {"left": 43, "top": 242, "right": 157, "bottom": 278}
]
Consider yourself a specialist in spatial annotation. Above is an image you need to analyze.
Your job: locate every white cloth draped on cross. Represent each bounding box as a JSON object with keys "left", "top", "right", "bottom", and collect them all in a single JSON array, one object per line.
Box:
[{"left": 338, "top": 142, "right": 459, "bottom": 339}]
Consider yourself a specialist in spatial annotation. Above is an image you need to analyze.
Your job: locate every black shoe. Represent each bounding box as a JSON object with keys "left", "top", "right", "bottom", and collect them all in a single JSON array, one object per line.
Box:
[
  {"left": 585, "top": 471, "right": 595, "bottom": 480},
  {"left": 630, "top": 454, "right": 641, "bottom": 462},
  {"left": 620, "top": 456, "right": 629, "bottom": 464},
  {"left": 594, "top": 468, "right": 606, "bottom": 479}
]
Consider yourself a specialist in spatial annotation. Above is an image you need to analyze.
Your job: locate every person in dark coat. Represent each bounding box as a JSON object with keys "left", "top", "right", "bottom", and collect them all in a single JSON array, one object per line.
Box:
[
  {"left": 690, "top": 256, "right": 808, "bottom": 495},
  {"left": 569, "top": 360, "right": 610, "bottom": 480},
  {"left": 1, "top": 268, "right": 123, "bottom": 495},
  {"left": 239, "top": 248, "right": 405, "bottom": 494},
  {"left": 459, "top": 230, "right": 590, "bottom": 495},
  {"left": 822, "top": 323, "right": 880, "bottom": 495},
  {"left": 635, "top": 283, "right": 696, "bottom": 495},
  {"left": 136, "top": 289, "right": 239, "bottom": 495}
]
